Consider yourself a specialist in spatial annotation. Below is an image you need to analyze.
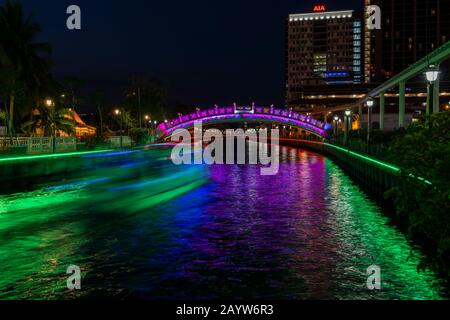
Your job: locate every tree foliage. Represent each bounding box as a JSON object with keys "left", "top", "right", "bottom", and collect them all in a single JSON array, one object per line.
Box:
[
  {"left": 0, "top": 0, "right": 53, "bottom": 132},
  {"left": 21, "top": 105, "right": 75, "bottom": 137},
  {"left": 386, "top": 112, "right": 450, "bottom": 278}
]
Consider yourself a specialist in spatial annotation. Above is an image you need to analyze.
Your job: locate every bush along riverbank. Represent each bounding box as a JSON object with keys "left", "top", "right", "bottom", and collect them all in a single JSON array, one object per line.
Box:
[
  {"left": 327, "top": 112, "right": 450, "bottom": 285},
  {"left": 383, "top": 112, "right": 450, "bottom": 283}
]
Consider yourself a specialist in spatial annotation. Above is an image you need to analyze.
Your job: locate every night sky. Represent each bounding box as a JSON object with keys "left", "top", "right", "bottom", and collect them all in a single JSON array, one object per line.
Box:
[{"left": 20, "top": 0, "right": 362, "bottom": 110}]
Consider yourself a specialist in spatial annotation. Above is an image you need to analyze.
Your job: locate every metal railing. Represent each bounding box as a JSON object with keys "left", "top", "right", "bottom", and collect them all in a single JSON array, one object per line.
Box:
[
  {"left": 26, "top": 137, "right": 77, "bottom": 154},
  {"left": 328, "top": 137, "right": 389, "bottom": 161},
  {"left": 0, "top": 137, "right": 30, "bottom": 149},
  {"left": 109, "top": 136, "right": 132, "bottom": 149}
]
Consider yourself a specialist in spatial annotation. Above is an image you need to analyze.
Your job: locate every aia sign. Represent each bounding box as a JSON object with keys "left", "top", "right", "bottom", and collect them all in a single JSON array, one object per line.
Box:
[{"left": 313, "top": 5, "right": 326, "bottom": 12}]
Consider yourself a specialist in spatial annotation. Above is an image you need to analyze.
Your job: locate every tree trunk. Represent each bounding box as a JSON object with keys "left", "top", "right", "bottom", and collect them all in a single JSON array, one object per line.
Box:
[
  {"left": 97, "top": 104, "right": 104, "bottom": 137},
  {"left": 8, "top": 91, "right": 15, "bottom": 139}
]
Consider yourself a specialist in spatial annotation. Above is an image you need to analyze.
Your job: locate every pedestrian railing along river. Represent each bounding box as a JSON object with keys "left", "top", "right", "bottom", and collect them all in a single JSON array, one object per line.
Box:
[
  {"left": 0, "top": 136, "right": 135, "bottom": 155},
  {"left": 327, "top": 137, "right": 390, "bottom": 162}
]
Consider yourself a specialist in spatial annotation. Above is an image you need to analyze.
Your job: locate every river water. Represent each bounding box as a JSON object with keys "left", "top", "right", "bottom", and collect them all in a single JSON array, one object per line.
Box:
[{"left": 0, "top": 146, "right": 445, "bottom": 299}]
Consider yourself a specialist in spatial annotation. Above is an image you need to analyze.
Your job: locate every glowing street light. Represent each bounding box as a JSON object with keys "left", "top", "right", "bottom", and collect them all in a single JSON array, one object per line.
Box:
[
  {"left": 344, "top": 110, "right": 352, "bottom": 145},
  {"left": 45, "top": 99, "right": 54, "bottom": 107},
  {"left": 333, "top": 115, "right": 340, "bottom": 136},
  {"left": 113, "top": 108, "right": 123, "bottom": 148},
  {"left": 425, "top": 64, "right": 440, "bottom": 115},
  {"left": 425, "top": 65, "right": 439, "bottom": 83}
]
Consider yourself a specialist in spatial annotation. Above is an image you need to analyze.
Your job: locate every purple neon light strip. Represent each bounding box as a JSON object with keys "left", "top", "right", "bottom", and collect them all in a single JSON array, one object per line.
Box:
[
  {"left": 161, "top": 113, "right": 326, "bottom": 136},
  {"left": 158, "top": 106, "right": 329, "bottom": 135}
]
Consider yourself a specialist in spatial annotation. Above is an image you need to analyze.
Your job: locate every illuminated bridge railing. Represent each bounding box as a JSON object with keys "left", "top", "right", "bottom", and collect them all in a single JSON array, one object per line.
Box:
[{"left": 157, "top": 106, "right": 330, "bottom": 137}]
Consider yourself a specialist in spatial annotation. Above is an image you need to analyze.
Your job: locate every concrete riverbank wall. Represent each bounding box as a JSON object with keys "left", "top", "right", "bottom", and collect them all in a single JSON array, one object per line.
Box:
[
  {"left": 0, "top": 148, "right": 167, "bottom": 191},
  {"left": 280, "top": 139, "right": 401, "bottom": 197}
]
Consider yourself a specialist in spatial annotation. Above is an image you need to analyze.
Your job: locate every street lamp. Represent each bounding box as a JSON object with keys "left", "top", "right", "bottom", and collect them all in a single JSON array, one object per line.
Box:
[
  {"left": 333, "top": 115, "right": 339, "bottom": 136},
  {"left": 144, "top": 115, "right": 150, "bottom": 130},
  {"left": 45, "top": 99, "right": 56, "bottom": 151},
  {"left": 425, "top": 64, "right": 440, "bottom": 115},
  {"left": 344, "top": 110, "right": 352, "bottom": 145},
  {"left": 425, "top": 65, "right": 439, "bottom": 82},
  {"left": 45, "top": 99, "right": 54, "bottom": 107},
  {"left": 113, "top": 108, "right": 123, "bottom": 148},
  {"left": 366, "top": 99, "right": 374, "bottom": 139}
]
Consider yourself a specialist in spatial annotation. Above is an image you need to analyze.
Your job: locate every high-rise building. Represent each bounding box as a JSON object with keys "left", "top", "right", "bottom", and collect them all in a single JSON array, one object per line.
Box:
[
  {"left": 286, "top": 6, "right": 367, "bottom": 111},
  {"left": 367, "top": 0, "right": 450, "bottom": 84}
]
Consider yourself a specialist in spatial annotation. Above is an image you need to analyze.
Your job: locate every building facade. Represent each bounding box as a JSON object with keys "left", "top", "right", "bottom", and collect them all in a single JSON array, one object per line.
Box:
[
  {"left": 367, "top": 0, "right": 450, "bottom": 84},
  {"left": 286, "top": 6, "right": 367, "bottom": 111}
]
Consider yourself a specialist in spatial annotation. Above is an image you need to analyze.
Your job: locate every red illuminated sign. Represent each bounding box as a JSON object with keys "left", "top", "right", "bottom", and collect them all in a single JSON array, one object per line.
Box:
[{"left": 313, "top": 5, "right": 326, "bottom": 12}]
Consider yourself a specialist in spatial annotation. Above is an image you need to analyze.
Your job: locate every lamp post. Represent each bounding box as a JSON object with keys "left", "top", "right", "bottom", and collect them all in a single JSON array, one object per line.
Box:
[
  {"left": 425, "top": 64, "right": 439, "bottom": 115},
  {"left": 114, "top": 108, "right": 123, "bottom": 148},
  {"left": 333, "top": 115, "right": 339, "bottom": 137},
  {"left": 366, "top": 99, "right": 374, "bottom": 142},
  {"left": 45, "top": 99, "right": 56, "bottom": 152},
  {"left": 366, "top": 99, "right": 374, "bottom": 154},
  {"left": 144, "top": 115, "right": 150, "bottom": 130},
  {"left": 344, "top": 109, "right": 352, "bottom": 145}
]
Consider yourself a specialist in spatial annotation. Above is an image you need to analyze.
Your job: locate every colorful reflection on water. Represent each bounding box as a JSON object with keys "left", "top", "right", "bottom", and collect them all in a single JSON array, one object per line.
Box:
[{"left": 0, "top": 146, "right": 445, "bottom": 299}]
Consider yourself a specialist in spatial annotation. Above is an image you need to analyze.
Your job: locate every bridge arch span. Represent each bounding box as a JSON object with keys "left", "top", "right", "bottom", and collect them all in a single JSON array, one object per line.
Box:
[{"left": 157, "top": 106, "right": 330, "bottom": 139}]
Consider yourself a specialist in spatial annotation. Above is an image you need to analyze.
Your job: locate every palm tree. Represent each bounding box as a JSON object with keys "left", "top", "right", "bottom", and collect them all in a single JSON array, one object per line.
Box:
[
  {"left": 21, "top": 104, "right": 75, "bottom": 137},
  {"left": 0, "top": 0, "right": 52, "bottom": 135}
]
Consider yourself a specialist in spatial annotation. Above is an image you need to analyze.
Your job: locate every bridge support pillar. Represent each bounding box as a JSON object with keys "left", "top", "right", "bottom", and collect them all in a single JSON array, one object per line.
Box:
[
  {"left": 433, "top": 77, "right": 440, "bottom": 113},
  {"left": 380, "top": 92, "right": 385, "bottom": 131},
  {"left": 399, "top": 81, "right": 406, "bottom": 128},
  {"left": 358, "top": 105, "right": 363, "bottom": 129}
]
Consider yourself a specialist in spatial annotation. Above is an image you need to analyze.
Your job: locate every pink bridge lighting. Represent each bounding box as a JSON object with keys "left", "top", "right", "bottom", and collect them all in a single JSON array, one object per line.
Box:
[{"left": 157, "top": 106, "right": 330, "bottom": 138}]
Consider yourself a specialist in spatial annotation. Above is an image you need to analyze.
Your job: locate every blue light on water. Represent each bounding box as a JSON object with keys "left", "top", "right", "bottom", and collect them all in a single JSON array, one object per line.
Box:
[
  {"left": 81, "top": 150, "right": 138, "bottom": 158},
  {"left": 47, "top": 178, "right": 110, "bottom": 190}
]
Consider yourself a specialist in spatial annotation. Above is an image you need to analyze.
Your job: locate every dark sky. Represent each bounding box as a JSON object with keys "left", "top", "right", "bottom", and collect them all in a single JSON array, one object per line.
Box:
[{"left": 19, "top": 0, "right": 362, "bottom": 109}]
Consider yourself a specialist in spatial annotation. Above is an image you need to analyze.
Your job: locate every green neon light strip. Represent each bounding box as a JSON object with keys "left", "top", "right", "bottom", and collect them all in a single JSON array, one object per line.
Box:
[
  {"left": 0, "top": 149, "right": 115, "bottom": 164},
  {"left": 324, "top": 143, "right": 433, "bottom": 185},
  {"left": 324, "top": 143, "right": 401, "bottom": 172}
]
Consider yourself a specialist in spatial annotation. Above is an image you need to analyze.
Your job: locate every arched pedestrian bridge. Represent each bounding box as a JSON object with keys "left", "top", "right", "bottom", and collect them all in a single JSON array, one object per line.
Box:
[{"left": 156, "top": 105, "right": 331, "bottom": 139}]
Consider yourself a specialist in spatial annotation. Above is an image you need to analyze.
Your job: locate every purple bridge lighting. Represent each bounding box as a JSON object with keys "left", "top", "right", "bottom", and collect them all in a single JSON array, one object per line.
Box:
[{"left": 156, "top": 106, "right": 331, "bottom": 138}]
